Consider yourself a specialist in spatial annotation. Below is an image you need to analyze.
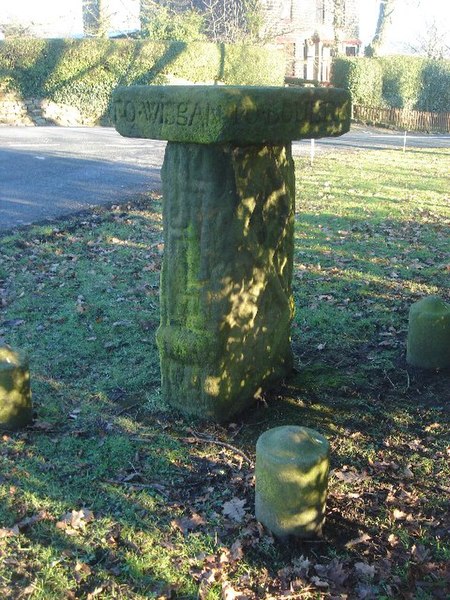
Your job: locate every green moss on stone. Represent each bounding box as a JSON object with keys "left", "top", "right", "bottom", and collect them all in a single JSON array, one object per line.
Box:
[
  {"left": 406, "top": 296, "right": 450, "bottom": 369},
  {"left": 114, "top": 84, "right": 351, "bottom": 422},
  {"left": 112, "top": 85, "right": 351, "bottom": 145},
  {"left": 0, "top": 346, "right": 33, "bottom": 430},
  {"left": 157, "top": 142, "right": 294, "bottom": 421},
  {"left": 255, "top": 426, "right": 330, "bottom": 538}
]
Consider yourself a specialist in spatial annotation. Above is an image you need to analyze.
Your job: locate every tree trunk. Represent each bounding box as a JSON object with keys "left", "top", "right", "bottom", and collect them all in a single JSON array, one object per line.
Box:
[
  {"left": 83, "top": 0, "right": 110, "bottom": 37},
  {"left": 333, "top": 0, "right": 346, "bottom": 55}
]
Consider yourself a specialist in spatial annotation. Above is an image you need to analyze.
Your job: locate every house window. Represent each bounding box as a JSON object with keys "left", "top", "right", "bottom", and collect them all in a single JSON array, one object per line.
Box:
[{"left": 346, "top": 46, "right": 356, "bottom": 56}]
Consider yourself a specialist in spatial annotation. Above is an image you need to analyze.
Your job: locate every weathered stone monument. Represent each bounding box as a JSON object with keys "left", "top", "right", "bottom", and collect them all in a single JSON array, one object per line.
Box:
[
  {"left": 407, "top": 296, "right": 450, "bottom": 369},
  {"left": 113, "top": 85, "right": 350, "bottom": 420},
  {"left": 0, "top": 345, "right": 32, "bottom": 430},
  {"left": 255, "top": 425, "right": 330, "bottom": 538}
]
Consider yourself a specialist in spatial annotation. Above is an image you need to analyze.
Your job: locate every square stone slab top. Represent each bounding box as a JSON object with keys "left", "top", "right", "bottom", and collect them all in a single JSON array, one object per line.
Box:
[{"left": 112, "top": 85, "right": 351, "bottom": 145}]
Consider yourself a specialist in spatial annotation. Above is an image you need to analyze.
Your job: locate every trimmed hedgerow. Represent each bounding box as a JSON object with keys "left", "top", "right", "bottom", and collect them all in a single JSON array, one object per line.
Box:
[
  {"left": 380, "top": 56, "right": 450, "bottom": 112},
  {"left": 330, "top": 57, "right": 383, "bottom": 107},
  {"left": 0, "top": 38, "right": 286, "bottom": 123},
  {"left": 379, "top": 55, "right": 424, "bottom": 110},
  {"left": 331, "top": 55, "right": 450, "bottom": 112}
]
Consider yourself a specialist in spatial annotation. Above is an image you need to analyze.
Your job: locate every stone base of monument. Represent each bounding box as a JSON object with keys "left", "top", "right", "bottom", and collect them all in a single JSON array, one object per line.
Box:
[
  {"left": 113, "top": 85, "right": 351, "bottom": 421},
  {"left": 406, "top": 296, "right": 450, "bottom": 370},
  {"left": 0, "top": 346, "right": 32, "bottom": 430},
  {"left": 156, "top": 142, "right": 295, "bottom": 420},
  {"left": 255, "top": 426, "right": 330, "bottom": 539}
]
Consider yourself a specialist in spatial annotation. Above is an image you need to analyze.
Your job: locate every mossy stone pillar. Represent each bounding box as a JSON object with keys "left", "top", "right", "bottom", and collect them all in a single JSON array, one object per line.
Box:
[
  {"left": 407, "top": 296, "right": 450, "bottom": 369},
  {"left": 0, "top": 346, "right": 32, "bottom": 430},
  {"left": 255, "top": 426, "right": 330, "bottom": 538},
  {"left": 113, "top": 85, "right": 351, "bottom": 421}
]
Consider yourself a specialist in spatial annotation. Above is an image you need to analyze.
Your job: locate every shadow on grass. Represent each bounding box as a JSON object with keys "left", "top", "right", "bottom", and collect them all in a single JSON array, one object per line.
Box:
[{"left": 1, "top": 175, "right": 449, "bottom": 596}]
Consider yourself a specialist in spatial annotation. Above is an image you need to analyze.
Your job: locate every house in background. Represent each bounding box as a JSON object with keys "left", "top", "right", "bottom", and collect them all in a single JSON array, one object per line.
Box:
[
  {"left": 261, "top": 0, "right": 361, "bottom": 81},
  {"left": 1, "top": 1, "right": 360, "bottom": 82}
]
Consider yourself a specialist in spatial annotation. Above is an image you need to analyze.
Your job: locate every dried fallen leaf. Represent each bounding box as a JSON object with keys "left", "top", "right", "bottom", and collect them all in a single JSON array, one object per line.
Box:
[
  {"left": 0, "top": 511, "right": 50, "bottom": 539},
  {"left": 31, "top": 420, "right": 54, "bottom": 431},
  {"left": 315, "top": 558, "right": 348, "bottom": 586},
  {"left": 292, "top": 555, "right": 311, "bottom": 577},
  {"left": 222, "top": 498, "right": 247, "bottom": 523},
  {"left": 222, "top": 581, "right": 249, "bottom": 600},
  {"left": 356, "top": 582, "right": 378, "bottom": 599},
  {"left": 56, "top": 508, "right": 94, "bottom": 533},
  {"left": 424, "top": 423, "right": 441, "bottom": 432},
  {"left": 387, "top": 533, "right": 399, "bottom": 547},
  {"left": 86, "top": 586, "right": 104, "bottom": 599},
  {"left": 411, "top": 544, "right": 431, "bottom": 564},
  {"left": 229, "top": 539, "right": 244, "bottom": 562},
  {"left": 172, "top": 513, "right": 206, "bottom": 535},
  {"left": 74, "top": 561, "right": 92, "bottom": 583},
  {"left": 345, "top": 533, "right": 371, "bottom": 549},
  {"left": 15, "top": 511, "right": 51, "bottom": 530},
  {"left": 333, "top": 468, "right": 368, "bottom": 483},
  {"left": 402, "top": 466, "right": 414, "bottom": 479},
  {"left": 310, "top": 575, "right": 329, "bottom": 589},
  {"left": 392, "top": 509, "right": 407, "bottom": 521},
  {"left": 0, "top": 525, "right": 19, "bottom": 538},
  {"left": 21, "top": 583, "right": 36, "bottom": 596},
  {"left": 354, "top": 562, "right": 376, "bottom": 580}
]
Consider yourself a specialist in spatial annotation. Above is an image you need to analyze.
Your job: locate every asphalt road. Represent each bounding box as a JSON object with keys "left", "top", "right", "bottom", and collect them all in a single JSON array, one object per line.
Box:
[
  {"left": 0, "top": 125, "right": 448, "bottom": 231},
  {"left": 0, "top": 127, "right": 165, "bottom": 231}
]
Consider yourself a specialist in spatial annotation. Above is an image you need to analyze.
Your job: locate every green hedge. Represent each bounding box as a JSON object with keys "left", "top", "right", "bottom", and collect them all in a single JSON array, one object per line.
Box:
[
  {"left": 331, "top": 56, "right": 450, "bottom": 113},
  {"left": 330, "top": 57, "right": 383, "bottom": 107},
  {"left": 381, "top": 56, "right": 450, "bottom": 112},
  {"left": 0, "top": 38, "right": 286, "bottom": 123}
]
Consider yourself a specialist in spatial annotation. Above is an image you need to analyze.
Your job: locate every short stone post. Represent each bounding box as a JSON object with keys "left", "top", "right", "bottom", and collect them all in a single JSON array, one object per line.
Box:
[
  {"left": 407, "top": 296, "right": 450, "bottom": 369},
  {"left": 255, "top": 426, "right": 330, "bottom": 538},
  {"left": 113, "top": 85, "right": 350, "bottom": 421},
  {"left": 0, "top": 346, "right": 32, "bottom": 430}
]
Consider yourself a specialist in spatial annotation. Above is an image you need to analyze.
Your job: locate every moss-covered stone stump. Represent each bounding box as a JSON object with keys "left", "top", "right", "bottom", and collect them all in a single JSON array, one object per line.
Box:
[
  {"left": 0, "top": 346, "right": 32, "bottom": 430},
  {"left": 113, "top": 85, "right": 351, "bottom": 421},
  {"left": 407, "top": 296, "right": 450, "bottom": 369},
  {"left": 255, "top": 426, "right": 330, "bottom": 538}
]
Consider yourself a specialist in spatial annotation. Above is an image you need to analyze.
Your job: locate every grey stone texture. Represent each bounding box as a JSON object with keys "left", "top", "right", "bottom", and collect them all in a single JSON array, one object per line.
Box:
[
  {"left": 255, "top": 425, "right": 330, "bottom": 538},
  {"left": 113, "top": 84, "right": 350, "bottom": 421},
  {"left": 112, "top": 85, "right": 351, "bottom": 144},
  {"left": 0, "top": 346, "right": 32, "bottom": 430},
  {"left": 157, "top": 142, "right": 295, "bottom": 420},
  {"left": 407, "top": 296, "right": 450, "bottom": 369}
]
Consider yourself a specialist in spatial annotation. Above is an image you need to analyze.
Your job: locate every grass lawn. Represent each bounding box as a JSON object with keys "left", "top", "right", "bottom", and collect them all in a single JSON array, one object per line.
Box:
[{"left": 0, "top": 146, "right": 449, "bottom": 599}]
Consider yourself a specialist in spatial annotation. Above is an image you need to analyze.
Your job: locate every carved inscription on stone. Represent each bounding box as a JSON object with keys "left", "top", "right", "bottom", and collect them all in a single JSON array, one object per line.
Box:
[
  {"left": 112, "top": 98, "right": 341, "bottom": 128},
  {"left": 112, "top": 85, "right": 351, "bottom": 143}
]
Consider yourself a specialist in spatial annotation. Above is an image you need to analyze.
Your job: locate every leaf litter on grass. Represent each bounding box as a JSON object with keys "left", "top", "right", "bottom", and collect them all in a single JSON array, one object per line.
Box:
[{"left": 0, "top": 148, "right": 449, "bottom": 599}]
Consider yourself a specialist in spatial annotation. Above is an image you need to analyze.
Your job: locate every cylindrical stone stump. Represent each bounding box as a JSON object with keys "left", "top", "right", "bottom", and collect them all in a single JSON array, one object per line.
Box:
[
  {"left": 407, "top": 296, "right": 450, "bottom": 369},
  {"left": 0, "top": 346, "right": 32, "bottom": 430},
  {"left": 255, "top": 426, "right": 330, "bottom": 538},
  {"left": 112, "top": 85, "right": 351, "bottom": 421}
]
